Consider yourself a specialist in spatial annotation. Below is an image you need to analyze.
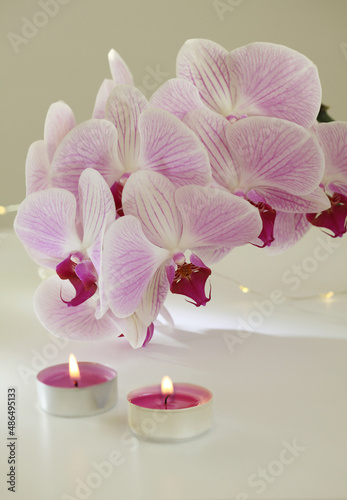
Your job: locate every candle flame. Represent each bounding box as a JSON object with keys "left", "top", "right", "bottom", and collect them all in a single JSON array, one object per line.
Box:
[
  {"left": 69, "top": 353, "right": 80, "bottom": 381},
  {"left": 161, "top": 376, "right": 174, "bottom": 396}
]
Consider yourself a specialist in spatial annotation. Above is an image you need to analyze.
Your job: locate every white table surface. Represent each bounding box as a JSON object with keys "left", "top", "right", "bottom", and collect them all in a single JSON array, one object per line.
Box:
[{"left": 0, "top": 229, "right": 346, "bottom": 500}]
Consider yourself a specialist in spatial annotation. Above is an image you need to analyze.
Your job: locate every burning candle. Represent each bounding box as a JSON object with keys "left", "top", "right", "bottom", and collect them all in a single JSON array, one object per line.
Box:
[
  {"left": 36, "top": 354, "right": 117, "bottom": 417},
  {"left": 127, "top": 377, "right": 213, "bottom": 441}
]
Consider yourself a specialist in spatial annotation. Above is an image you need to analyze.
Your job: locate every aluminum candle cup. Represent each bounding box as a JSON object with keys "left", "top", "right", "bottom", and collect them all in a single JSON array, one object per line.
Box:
[
  {"left": 127, "top": 382, "right": 213, "bottom": 441},
  {"left": 36, "top": 362, "right": 117, "bottom": 417}
]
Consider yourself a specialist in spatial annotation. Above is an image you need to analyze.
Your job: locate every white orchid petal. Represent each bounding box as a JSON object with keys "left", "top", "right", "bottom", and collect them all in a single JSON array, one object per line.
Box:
[{"left": 123, "top": 170, "right": 182, "bottom": 249}]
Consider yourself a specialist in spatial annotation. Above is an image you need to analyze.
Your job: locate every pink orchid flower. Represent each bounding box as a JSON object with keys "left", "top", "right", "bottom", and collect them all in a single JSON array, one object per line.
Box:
[
  {"left": 49, "top": 85, "right": 212, "bottom": 200},
  {"left": 306, "top": 122, "right": 347, "bottom": 237},
  {"left": 181, "top": 109, "right": 330, "bottom": 247},
  {"left": 93, "top": 49, "right": 134, "bottom": 119},
  {"left": 15, "top": 168, "right": 115, "bottom": 305},
  {"left": 25, "top": 101, "right": 76, "bottom": 195},
  {"left": 150, "top": 39, "right": 321, "bottom": 129},
  {"left": 15, "top": 168, "right": 163, "bottom": 348},
  {"left": 103, "top": 170, "right": 262, "bottom": 319},
  {"left": 14, "top": 169, "right": 119, "bottom": 336}
]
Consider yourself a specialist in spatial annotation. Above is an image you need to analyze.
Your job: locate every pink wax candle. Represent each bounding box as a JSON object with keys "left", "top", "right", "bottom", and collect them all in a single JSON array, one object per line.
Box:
[
  {"left": 127, "top": 377, "right": 213, "bottom": 441},
  {"left": 36, "top": 355, "right": 117, "bottom": 417}
]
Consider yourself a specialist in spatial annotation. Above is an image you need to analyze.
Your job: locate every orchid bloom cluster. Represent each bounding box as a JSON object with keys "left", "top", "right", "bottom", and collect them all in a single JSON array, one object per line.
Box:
[{"left": 14, "top": 39, "right": 347, "bottom": 348}]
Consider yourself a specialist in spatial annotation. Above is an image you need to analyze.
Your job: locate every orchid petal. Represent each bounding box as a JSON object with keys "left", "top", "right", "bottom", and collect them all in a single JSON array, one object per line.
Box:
[
  {"left": 142, "top": 323, "right": 154, "bottom": 347},
  {"left": 103, "top": 216, "right": 170, "bottom": 318},
  {"left": 316, "top": 122, "right": 347, "bottom": 196},
  {"left": 250, "top": 186, "right": 331, "bottom": 213},
  {"left": 44, "top": 101, "right": 76, "bottom": 163},
  {"left": 176, "top": 39, "right": 233, "bottom": 116},
  {"left": 14, "top": 188, "right": 81, "bottom": 266},
  {"left": 226, "top": 117, "right": 325, "bottom": 195},
  {"left": 138, "top": 108, "right": 211, "bottom": 186},
  {"left": 79, "top": 169, "right": 115, "bottom": 274},
  {"left": 105, "top": 85, "right": 149, "bottom": 170},
  {"left": 183, "top": 108, "right": 237, "bottom": 189},
  {"left": 51, "top": 119, "right": 121, "bottom": 196},
  {"left": 92, "top": 79, "right": 117, "bottom": 119},
  {"left": 266, "top": 213, "right": 311, "bottom": 253},
  {"left": 115, "top": 313, "right": 149, "bottom": 349},
  {"left": 189, "top": 246, "right": 232, "bottom": 265},
  {"left": 176, "top": 185, "right": 262, "bottom": 250},
  {"left": 150, "top": 78, "right": 204, "bottom": 120},
  {"left": 136, "top": 264, "right": 170, "bottom": 325},
  {"left": 34, "top": 276, "right": 121, "bottom": 340},
  {"left": 122, "top": 170, "right": 182, "bottom": 249},
  {"left": 108, "top": 49, "right": 134, "bottom": 85},
  {"left": 228, "top": 42, "right": 321, "bottom": 128},
  {"left": 25, "top": 140, "right": 51, "bottom": 195}
]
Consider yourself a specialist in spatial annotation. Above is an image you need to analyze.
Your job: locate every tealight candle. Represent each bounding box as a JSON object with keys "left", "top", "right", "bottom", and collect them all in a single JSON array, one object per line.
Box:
[
  {"left": 36, "top": 354, "right": 117, "bottom": 417},
  {"left": 127, "top": 377, "right": 213, "bottom": 441}
]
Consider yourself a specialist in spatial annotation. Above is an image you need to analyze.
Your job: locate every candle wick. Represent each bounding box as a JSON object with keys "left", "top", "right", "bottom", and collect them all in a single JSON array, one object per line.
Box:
[
  {"left": 74, "top": 380, "right": 78, "bottom": 388},
  {"left": 164, "top": 394, "right": 170, "bottom": 409}
]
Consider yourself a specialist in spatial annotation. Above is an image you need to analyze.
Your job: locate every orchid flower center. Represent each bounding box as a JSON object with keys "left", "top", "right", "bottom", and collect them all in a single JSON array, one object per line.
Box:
[
  {"left": 56, "top": 252, "right": 98, "bottom": 307},
  {"left": 168, "top": 256, "right": 212, "bottom": 307},
  {"left": 225, "top": 113, "right": 248, "bottom": 123},
  {"left": 306, "top": 192, "right": 347, "bottom": 238}
]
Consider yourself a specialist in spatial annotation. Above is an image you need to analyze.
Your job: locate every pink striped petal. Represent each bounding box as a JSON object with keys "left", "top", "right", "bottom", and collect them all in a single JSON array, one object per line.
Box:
[
  {"left": 249, "top": 186, "right": 330, "bottom": 213},
  {"left": 316, "top": 122, "right": 347, "bottom": 196},
  {"left": 14, "top": 188, "right": 81, "bottom": 266},
  {"left": 108, "top": 49, "right": 134, "bottom": 85},
  {"left": 105, "top": 85, "right": 149, "bottom": 170},
  {"left": 150, "top": 78, "right": 204, "bottom": 120},
  {"left": 176, "top": 186, "right": 262, "bottom": 250},
  {"left": 79, "top": 169, "right": 115, "bottom": 274},
  {"left": 51, "top": 119, "right": 121, "bottom": 197},
  {"left": 226, "top": 117, "right": 325, "bottom": 196},
  {"left": 183, "top": 108, "right": 238, "bottom": 189},
  {"left": 266, "top": 213, "right": 311, "bottom": 253},
  {"left": 228, "top": 42, "right": 321, "bottom": 128},
  {"left": 34, "top": 276, "right": 121, "bottom": 340},
  {"left": 92, "top": 79, "right": 117, "bottom": 119},
  {"left": 25, "top": 140, "right": 51, "bottom": 195},
  {"left": 136, "top": 264, "right": 170, "bottom": 326},
  {"left": 177, "top": 39, "right": 233, "bottom": 116},
  {"left": 103, "top": 216, "right": 170, "bottom": 318},
  {"left": 188, "top": 246, "right": 232, "bottom": 265},
  {"left": 138, "top": 108, "right": 212, "bottom": 186},
  {"left": 44, "top": 101, "right": 76, "bottom": 163},
  {"left": 122, "top": 170, "right": 182, "bottom": 249}
]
